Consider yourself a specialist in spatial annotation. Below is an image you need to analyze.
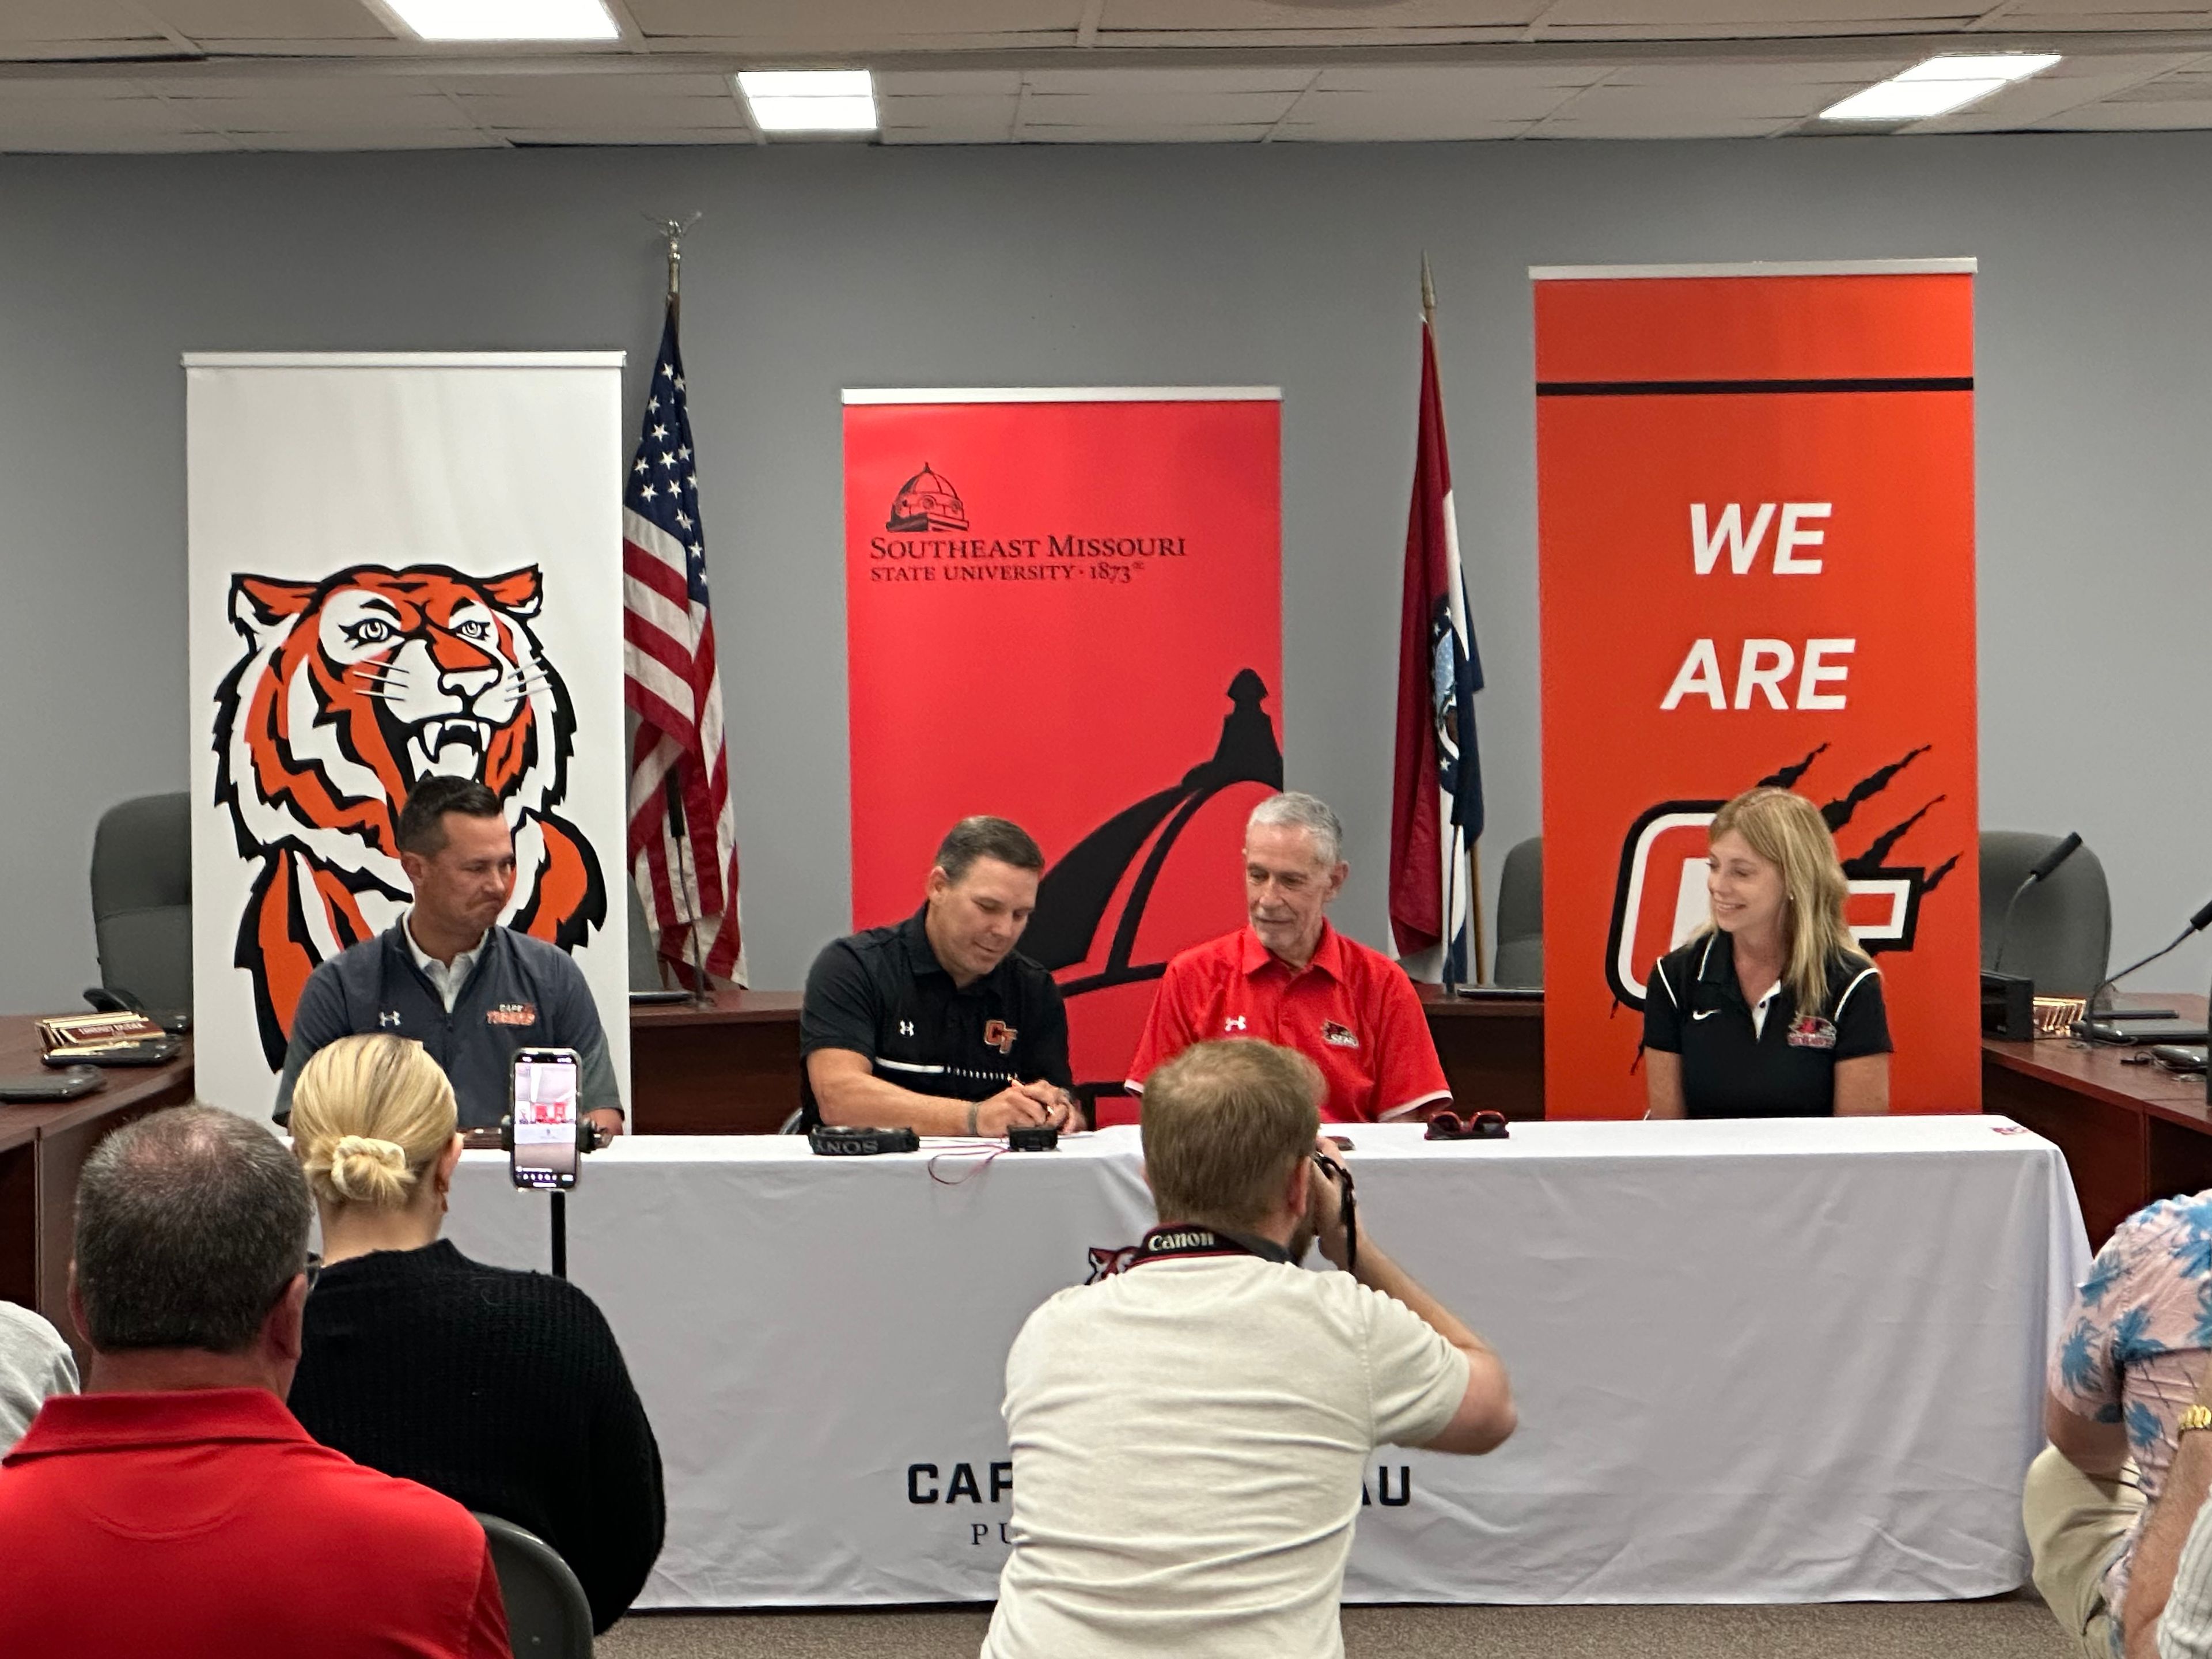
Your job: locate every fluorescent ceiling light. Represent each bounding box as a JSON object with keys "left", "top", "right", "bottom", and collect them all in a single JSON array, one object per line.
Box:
[
  {"left": 1821, "top": 51, "right": 2061, "bottom": 122},
  {"left": 737, "top": 69, "right": 878, "bottom": 135},
  {"left": 381, "top": 0, "right": 618, "bottom": 41}
]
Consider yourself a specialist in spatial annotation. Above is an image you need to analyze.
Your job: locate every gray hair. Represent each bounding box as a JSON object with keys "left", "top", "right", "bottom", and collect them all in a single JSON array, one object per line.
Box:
[
  {"left": 1247, "top": 791, "right": 1344, "bottom": 867},
  {"left": 75, "top": 1104, "right": 313, "bottom": 1355}
]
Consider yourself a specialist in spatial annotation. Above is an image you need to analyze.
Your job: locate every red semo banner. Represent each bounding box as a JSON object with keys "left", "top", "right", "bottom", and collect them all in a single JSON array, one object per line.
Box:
[
  {"left": 842, "top": 391, "right": 1281, "bottom": 1090},
  {"left": 1534, "top": 263, "right": 1980, "bottom": 1119}
]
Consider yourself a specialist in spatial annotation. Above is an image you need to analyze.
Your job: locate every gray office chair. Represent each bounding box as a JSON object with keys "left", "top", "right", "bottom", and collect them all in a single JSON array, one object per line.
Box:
[
  {"left": 89, "top": 792, "right": 193, "bottom": 1012},
  {"left": 1980, "top": 829, "right": 2111, "bottom": 999},
  {"left": 474, "top": 1513, "right": 593, "bottom": 1659},
  {"left": 1491, "top": 836, "right": 1544, "bottom": 988}
]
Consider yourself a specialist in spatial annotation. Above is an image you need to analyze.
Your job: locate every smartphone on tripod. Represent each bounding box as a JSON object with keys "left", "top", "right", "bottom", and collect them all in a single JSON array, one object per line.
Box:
[{"left": 510, "top": 1047, "right": 582, "bottom": 1191}]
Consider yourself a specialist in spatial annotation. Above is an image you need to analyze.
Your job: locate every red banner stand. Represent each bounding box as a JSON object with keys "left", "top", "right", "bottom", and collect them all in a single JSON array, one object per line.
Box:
[
  {"left": 1533, "top": 262, "right": 1980, "bottom": 1119},
  {"left": 842, "top": 390, "right": 1282, "bottom": 1089}
]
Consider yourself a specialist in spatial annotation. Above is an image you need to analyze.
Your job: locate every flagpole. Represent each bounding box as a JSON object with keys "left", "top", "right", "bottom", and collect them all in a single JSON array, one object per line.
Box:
[
  {"left": 653, "top": 213, "right": 714, "bottom": 1006},
  {"left": 1422, "top": 253, "right": 1488, "bottom": 985}
]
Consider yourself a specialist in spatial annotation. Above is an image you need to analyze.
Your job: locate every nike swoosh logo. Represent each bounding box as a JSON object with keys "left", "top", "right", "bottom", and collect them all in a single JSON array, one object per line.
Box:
[{"left": 1692, "top": 1010, "right": 1718, "bottom": 1021}]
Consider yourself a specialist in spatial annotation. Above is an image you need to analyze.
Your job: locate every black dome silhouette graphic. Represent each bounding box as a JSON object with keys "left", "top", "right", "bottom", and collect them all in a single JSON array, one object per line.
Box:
[
  {"left": 1025, "top": 669, "right": 1282, "bottom": 996},
  {"left": 887, "top": 463, "right": 969, "bottom": 532}
]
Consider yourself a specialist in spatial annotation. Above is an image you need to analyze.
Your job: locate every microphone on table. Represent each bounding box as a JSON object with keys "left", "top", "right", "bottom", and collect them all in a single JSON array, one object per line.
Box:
[
  {"left": 1991, "top": 832, "right": 2082, "bottom": 975},
  {"left": 2080, "top": 894, "right": 2212, "bottom": 1026}
]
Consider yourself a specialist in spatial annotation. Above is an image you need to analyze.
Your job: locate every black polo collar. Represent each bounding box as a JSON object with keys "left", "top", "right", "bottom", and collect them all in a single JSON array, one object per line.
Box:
[
  {"left": 1692, "top": 933, "right": 1748, "bottom": 1009},
  {"left": 896, "top": 903, "right": 1020, "bottom": 996},
  {"left": 895, "top": 906, "right": 946, "bottom": 980}
]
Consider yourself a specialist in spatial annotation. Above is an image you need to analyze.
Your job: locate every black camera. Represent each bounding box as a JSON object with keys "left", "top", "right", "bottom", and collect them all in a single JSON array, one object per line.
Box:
[
  {"left": 1310, "top": 1147, "right": 1358, "bottom": 1272},
  {"left": 1007, "top": 1124, "right": 1060, "bottom": 1152}
]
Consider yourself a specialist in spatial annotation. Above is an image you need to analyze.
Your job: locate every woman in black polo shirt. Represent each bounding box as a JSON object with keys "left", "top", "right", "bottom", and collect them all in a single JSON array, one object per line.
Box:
[{"left": 1644, "top": 787, "right": 1892, "bottom": 1119}]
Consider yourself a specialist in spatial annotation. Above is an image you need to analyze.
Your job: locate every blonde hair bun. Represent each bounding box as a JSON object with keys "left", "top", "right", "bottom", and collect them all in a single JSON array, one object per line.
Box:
[
  {"left": 289, "top": 1033, "right": 459, "bottom": 1211},
  {"left": 329, "top": 1135, "right": 414, "bottom": 1205}
]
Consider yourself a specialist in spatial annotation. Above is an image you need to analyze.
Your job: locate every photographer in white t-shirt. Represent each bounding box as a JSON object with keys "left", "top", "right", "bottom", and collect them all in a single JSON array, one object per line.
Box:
[{"left": 982, "top": 1040, "right": 1516, "bottom": 1659}]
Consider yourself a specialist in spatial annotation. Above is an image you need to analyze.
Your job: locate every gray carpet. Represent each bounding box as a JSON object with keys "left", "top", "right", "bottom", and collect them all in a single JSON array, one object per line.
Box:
[{"left": 597, "top": 1591, "right": 2073, "bottom": 1658}]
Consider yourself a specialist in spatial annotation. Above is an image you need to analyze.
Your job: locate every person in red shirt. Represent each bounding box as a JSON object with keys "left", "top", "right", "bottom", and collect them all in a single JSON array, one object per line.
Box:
[
  {"left": 0, "top": 1104, "right": 510, "bottom": 1659},
  {"left": 1125, "top": 791, "right": 1454, "bottom": 1124}
]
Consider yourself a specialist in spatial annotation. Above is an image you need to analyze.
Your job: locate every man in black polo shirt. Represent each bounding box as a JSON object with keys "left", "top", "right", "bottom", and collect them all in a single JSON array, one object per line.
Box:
[
  {"left": 272, "top": 777, "right": 623, "bottom": 1137},
  {"left": 802, "top": 817, "right": 1075, "bottom": 1137}
]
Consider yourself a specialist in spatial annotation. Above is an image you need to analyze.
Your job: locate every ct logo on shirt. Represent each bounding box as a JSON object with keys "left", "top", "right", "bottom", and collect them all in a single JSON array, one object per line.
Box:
[
  {"left": 1224, "top": 1016, "right": 1248, "bottom": 1033},
  {"left": 983, "top": 1020, "right": 1018, "bottom": 1055}
]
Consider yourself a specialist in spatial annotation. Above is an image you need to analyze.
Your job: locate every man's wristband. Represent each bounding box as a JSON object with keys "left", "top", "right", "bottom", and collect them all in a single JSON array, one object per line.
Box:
[
  {"left": 966, "top": 1101, "right": 980, "bottom": 1137},
  {"left": 2181, "top": 1406, "right": 2212, "bottom": 1436}
]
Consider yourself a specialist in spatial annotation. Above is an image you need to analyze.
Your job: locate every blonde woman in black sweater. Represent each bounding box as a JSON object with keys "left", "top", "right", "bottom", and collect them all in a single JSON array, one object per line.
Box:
[{"left": 286, "top": 1033, "right": 664, "bottom": 1635}]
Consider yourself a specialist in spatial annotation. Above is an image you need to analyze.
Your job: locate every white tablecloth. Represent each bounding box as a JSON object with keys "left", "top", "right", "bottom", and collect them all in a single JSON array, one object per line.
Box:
[{"left": 444, "top": 1116, "right": 2088, "bottom": 1608}]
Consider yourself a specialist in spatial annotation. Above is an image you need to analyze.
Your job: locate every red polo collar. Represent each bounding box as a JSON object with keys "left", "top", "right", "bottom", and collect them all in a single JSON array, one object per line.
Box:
[
  {"left": 1239, "top": 921, "right": 1345, "bottom": 983},
  {"left": 5, "top": 1388, "right": 305, "bottom": 1465}
]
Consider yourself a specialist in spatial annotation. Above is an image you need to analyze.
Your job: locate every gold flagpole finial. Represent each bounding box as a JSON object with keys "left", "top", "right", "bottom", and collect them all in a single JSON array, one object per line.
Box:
[
  {"left": 646, "top": 213, "right": 703, "bottom": 304},
  {"left": 1420, "top": 251, "right": 1437, "bottom": 327}
]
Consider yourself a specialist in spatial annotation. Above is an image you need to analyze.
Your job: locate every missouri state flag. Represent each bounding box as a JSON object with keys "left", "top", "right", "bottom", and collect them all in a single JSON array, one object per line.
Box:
[{"left": 1389, "top": 304, "right": 1484, "bottom": 980}]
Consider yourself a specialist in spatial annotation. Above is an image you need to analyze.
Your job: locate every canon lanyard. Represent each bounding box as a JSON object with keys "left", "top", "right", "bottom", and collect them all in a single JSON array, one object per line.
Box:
[{"left": 1128, "top": 1225, "right": 1298, "bottom": 1267}]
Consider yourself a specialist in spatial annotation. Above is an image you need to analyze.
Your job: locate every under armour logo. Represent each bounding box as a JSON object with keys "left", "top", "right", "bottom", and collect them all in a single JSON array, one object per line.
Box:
[
  {"left": 378, "top": 1010, "right": 403, "bottom": 1029},
  {"left": 899, "top": 1020, "right": 915, "bottom": 1037},
  {"left": 1224, "top": 1016, "right": 1247, "bottom": 1032}
]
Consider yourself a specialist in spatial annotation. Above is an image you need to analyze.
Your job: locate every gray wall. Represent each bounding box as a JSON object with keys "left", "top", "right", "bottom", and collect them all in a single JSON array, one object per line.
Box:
[{"left": 5, "top": 132, "right": 2209, "bottom": 1015}]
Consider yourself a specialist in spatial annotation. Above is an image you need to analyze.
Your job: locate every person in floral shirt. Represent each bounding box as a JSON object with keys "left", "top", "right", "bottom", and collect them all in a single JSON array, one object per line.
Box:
[{"left": 2029, "top": 1192, "right": 2212, "bottom": 1658}]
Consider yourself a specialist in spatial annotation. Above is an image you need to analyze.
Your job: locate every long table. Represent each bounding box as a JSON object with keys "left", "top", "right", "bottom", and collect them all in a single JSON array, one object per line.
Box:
[
  {"left": 1982, "top": 994, "right": 2212, "bottom": 1248},
  {"left": 445, "top": 1116, "right": 2085, "bottom": 1608}
]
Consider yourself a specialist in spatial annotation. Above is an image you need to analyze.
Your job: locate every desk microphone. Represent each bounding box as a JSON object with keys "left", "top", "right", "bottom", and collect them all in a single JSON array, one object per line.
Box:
[
  {"left": 1991, "top": 832, "right": 2084, "bottom": 975},
  {"left": 2083, "top": 895, "right": 2212, "bottom": 1022}
]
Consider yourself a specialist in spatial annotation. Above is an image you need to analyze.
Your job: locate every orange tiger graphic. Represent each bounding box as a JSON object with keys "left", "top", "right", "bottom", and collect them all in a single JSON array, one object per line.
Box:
[{"left": 213, "top": 563, "right": 607, "bottom": 1068}]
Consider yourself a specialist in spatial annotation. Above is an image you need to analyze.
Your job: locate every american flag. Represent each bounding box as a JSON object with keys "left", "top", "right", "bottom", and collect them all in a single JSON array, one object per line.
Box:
[{"left": 623, "top": 305, "right": 745, "bottom": 985}]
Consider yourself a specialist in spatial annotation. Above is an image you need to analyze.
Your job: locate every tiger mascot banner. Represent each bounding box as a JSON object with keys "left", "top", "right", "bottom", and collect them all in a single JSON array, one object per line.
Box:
[{"left": 186, "top": 354, "right": 630, "bottom": 1117}]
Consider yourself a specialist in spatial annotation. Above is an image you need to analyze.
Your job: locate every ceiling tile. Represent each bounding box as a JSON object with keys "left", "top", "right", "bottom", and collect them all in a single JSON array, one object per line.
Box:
[
  {"left": 0, "top": 128, "right": 237, "bottom": 152},
  {"left": 228, "top": 128, "right": 503, "bottom": 149},
  {"left": 1021, "top": 121, "right": 1275, "bottom": 139},
  {"left": 1285, "top": 83, "right": 1582, "bottom": 126},
  {"left": 623, "top": 0, "right": 1082, "bottom": 41},
  {"left": 459, "top": 93, "right": 746, "bottom": 128},
  {"left": 1536, "top": 112, "right": 1796, "bottom": 135},
  {"left": 138, "top": 0, "right": 393, "bottom": 41},
  {"left": 1313, "top": 64, "right": 1612, "bottom": 92},
  {"left": 2031, "top": 98, "right": 2212, "bottom": 125},
  {"left": 493, "top": 127, "right": 754, "bottom": 143},
  {"left": 1101, "top": 1, "right": 1544, "bottom": 27},
  {"left": 1276, "top": 108, "right": 1544, "bottom": 138},
  {"left": 1018, "top": 88, "right": 1305, "bottom": 122},
  {"left": 1022, "top": 66, "right": 1316, "bottom": 93},
  {"left": 878, "top": 69, "right": 1027, "bottom": 95},
  {"left": 430, "top": 71, "right": 736, "bottom": 97},
  {"left": 0, "top": 2, "right": 169, "bottom": 44}
]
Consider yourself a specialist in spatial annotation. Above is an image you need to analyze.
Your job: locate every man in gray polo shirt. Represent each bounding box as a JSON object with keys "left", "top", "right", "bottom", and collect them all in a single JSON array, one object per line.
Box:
[{"left": 272, "top": 777, "right": 622, "bottom": 1136}]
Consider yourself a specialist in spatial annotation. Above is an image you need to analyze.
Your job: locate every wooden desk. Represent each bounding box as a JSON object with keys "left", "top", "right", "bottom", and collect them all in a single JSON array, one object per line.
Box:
[
  {"left": 630, "top": 991, "right": 804, "bottom": 1135},
  {"left": 1416, "top": 986, "right": 1546, "bottom": 1119},
  {"left": 0, "top": 1017, "right": 194, "bottom": 1356},
  {"left": 1982, "top": 995, "right": 2211, "bottom": 1248},
  {"left": 626, "top": 986, "right": 1547, "bottom": 1131}
]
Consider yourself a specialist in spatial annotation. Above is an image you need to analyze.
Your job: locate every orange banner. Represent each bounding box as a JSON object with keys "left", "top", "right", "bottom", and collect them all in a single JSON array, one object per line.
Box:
[{"left": 1534, "top": 264, "right": 1980, "bottom": 1118}]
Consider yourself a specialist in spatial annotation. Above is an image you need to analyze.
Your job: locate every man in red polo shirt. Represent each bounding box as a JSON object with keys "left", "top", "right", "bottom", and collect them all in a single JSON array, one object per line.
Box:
[
  {"left": 1126, "top": 791, "right": 1453, "bottom": 1124},
  {"left": 0, "top": 1105, "right": 510, "bottom": 1659}
]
